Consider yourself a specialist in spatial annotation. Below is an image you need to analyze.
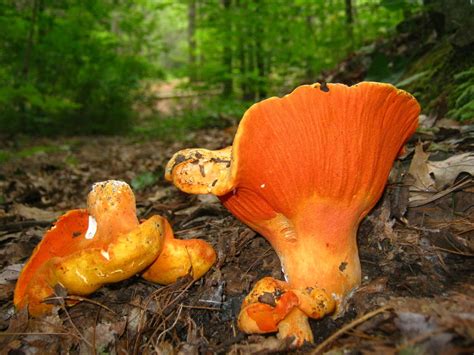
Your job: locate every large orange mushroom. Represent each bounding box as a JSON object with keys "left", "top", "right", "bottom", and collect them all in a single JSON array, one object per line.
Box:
[
  {"left": 14, "top": 180, "right": 216, "bottom": 316},
  {"left": 165, "top": 82, "right": 420, "bottom": 344}
]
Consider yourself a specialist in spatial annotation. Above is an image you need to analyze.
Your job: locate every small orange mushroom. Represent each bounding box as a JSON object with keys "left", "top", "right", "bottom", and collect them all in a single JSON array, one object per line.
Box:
[
  {"left": 238, "top": 277, "right": 335, "bottom": 343},
  {"left": 14, "top": 181, "right": 166, "bottom": 316},
  {"left": 165, "top": 82, "right": 420, "bottom": 344},
  {"left": 14, "top": 180, "right": 217, "bottom": 316}
]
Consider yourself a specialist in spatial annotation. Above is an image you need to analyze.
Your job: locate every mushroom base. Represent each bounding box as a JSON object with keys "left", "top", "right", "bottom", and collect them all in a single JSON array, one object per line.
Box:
[
  {"left": 276, "top": 229, "right": 361, "bottom": 304},
  {"left": 257, "top": 198, "right": 363, "bottom": 303}
]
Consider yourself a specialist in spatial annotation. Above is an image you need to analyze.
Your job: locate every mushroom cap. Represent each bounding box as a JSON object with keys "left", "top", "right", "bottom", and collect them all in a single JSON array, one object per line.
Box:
[
  {"left": 222, "top": 82, "right": 420, "bottom": 228},
  {"left": 142, "top": 219, "right": 217, "bottom": 284},
  {"left": 238, "top": 277, "right": 299, "bottom": 334},
  {"left": 14, "top": 180, "right": 165, "bottom": 316},
  {"left": 164, "top": 147, "right": 232, "bottom": 195}
]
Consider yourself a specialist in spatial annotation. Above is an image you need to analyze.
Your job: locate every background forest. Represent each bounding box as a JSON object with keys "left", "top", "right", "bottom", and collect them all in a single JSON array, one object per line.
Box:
[{"left": 0, "top": 0, "right": 473, "bottom": 137}]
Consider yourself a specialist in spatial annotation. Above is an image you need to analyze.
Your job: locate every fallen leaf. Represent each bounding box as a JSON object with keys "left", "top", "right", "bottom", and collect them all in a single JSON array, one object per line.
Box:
[
  {"left": 427, "top": 152, "right": 474, "bottom": 189},
  {"left": 407, "top": 144, "right": 435, "bottom": 192},
  {"left": 418, "top": 114, "right": 437, "bottom": 129},
  {"left": 12, "top": 203, "right": 60, "bottom": 221},
  {"left": 197, "top": 194, "right": 219, "bottom": 204},
  {"left": 408, "top": 144, "right": 473, "bottom": 205},
  {"left": 436, "top": 118, "right": 461, "bottom": 129},
  {"left": 148, "top": 186, "right": 172, "bottom": 202},
  {"left": 80, "top": 320, "right": 126, "bottom": 354},
  {"left": 0, "top": 263, "right": 23, "bottom": 285}
]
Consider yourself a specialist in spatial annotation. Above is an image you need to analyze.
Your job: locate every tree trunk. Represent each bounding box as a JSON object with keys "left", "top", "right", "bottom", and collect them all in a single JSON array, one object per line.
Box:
[
  {"left": 345, "top": 0, "right": 354, "bottom": 51},
  {"left": 23, "top": 0, "right": 40, "bottom": 80},
  {"left": 221, "top": 0, "right": 233, "bottom": 97},
  {"left": 236, "top": 0, "right": 252, "bottom": 100},
  {"left": 255, "top": 7, "right": 266, "bottom": 99},
  {"left": 188, "top": 0, "right": 197, "bottom": 81},
  {"left": 305, "top": 12, "right": 316, "bottom": 81}
]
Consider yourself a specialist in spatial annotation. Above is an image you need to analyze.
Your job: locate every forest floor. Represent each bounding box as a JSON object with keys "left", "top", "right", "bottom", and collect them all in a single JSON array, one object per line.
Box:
[{"left": 0, "top": 115, "right": 473, "bottom": 354}]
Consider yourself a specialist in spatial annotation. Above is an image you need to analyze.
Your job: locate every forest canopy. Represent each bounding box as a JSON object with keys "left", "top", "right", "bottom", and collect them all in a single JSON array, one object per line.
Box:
[{"left": 2, "top": 0, "right": 471, "bottom": 136}]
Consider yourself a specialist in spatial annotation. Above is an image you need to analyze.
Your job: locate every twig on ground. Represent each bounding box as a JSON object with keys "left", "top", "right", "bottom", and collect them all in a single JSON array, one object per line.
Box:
[
  {"left": 408, "top": 178, "right": 473, "bottom": 208},
  {"left": 180, "top": 304, "right": 221, "bottom": 311},
  {"left": 242, "top": 247, "right": 273, "bottom": 278},
  {"left": 0, "top": 332, "right": 71, "bottom": 336},
  {"left": 311, "top": 305, "right": 392, "bottom": 354},
  {"left": 60, "top": 298, "right": 93, "bottom": 349},
  {"left": 155, "top": 304, "right": 184, "bottom": 345},
  {"left": 433, "top": 246, "right": 474, "bottom": 257}
]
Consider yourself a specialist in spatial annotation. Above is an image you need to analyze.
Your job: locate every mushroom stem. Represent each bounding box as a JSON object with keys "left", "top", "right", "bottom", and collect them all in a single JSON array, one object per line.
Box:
[
  {"left": 229, "top": 199, "right": 360, "bottom": 344},
  {"left": 277, "top": 308, "right": 313, "bottom": 345},
  {"left": 278, "top": 233, "right": 360, "bottom": 304},
  {"left": 262, "top": 199, "right": 362, "bottom": 300}
]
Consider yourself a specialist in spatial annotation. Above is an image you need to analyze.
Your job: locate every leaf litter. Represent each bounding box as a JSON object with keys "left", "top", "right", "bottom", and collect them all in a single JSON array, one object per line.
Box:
[{"left": 0, "top": 122, "right": 472, "bottom": 354}]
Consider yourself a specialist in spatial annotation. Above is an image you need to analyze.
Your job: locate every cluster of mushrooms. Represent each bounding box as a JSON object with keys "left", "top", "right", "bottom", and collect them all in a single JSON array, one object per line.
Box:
[{"left": 14, "top": 82, "right": 420, "bottom": 346}]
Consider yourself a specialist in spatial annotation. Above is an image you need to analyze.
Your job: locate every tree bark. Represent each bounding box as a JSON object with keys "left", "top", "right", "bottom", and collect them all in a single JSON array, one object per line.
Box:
[
  {"left": 221, "top": 0, "right": 233, "bottom": 97},
  {"left": 236, "top": 0, "right": 252, "bottom": 100},
  {"left": 345, "top": 0, "right": 354, "bottom": 50},
  {"left": 254, "top": 4, "right": 266, "bottom": 99},
  {"left": 188, "top": 0, "right": 197, "bottom": 81},
  {"left": 23, "top": 0, "right": 40, "bottom": 80}
]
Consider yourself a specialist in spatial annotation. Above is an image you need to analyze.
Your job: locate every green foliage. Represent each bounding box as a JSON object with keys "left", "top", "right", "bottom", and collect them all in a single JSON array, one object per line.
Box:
[
  {"left": 1, "top": 0, "right": 432, "bottom": 137},
  {"left": 178, "top": 0, "right": 417, "bottom": 100},
  {"left": 133, "top": 0, "right": 424, "bottom": 137},
  {"left": 448, "top": 68, "right": 474, "bottom": 121},
  {"left": 0, "top": 0, "right": 160, "bottom": 135},
  {"left": 135, "top": 97, "right": 249, "bottom": 141},
  {"left": 397, "top": 37, "right": 474, "bottom": 119}
]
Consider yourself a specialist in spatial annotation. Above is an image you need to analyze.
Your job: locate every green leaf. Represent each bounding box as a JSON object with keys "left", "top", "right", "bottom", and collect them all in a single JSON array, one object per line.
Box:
[{"left": 131, "top": 172, "right": 158, "bottom": 191}]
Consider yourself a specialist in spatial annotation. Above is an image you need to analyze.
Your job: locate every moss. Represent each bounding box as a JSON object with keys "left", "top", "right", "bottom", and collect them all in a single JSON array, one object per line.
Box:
[
  {"left": 447, "top": 68, "right": 474, "bottom": 121},
  {"left": 400, "top": 39, "right": 474, "bottom": 120}
]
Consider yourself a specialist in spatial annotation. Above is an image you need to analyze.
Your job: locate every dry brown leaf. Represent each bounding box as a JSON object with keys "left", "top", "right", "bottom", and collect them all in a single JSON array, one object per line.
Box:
[
  {"left": 0, "top": 263, "right": 22, "bottom": 285},
  {"left": 408, "top": 144, "right": 473, "bottom": 205},
  {"left": 408, "top": 144, "right": 436, "bottom": 193},
  {"left": 428, "top": 152, "right": 474, "bottom": 189},
  {"left": 12, "top": 203, "right": 61, "bottom": 221},
  {"left": 80, "top": 320, "right": 126, "bottom": 354}
]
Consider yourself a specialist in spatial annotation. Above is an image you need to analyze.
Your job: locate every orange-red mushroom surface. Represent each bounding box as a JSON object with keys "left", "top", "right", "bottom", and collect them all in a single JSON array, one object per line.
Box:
[
  {"left": 14, "top": 180, "right": 166, "bottom": 316},
  {"left": 165, "top": 82, "right": 420, "bottom": 344}
]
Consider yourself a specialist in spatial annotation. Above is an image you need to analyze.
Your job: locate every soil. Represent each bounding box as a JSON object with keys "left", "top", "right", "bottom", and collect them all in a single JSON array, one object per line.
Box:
[{"left": 0, "top": 122, "right": 473, "bottom": 354}]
